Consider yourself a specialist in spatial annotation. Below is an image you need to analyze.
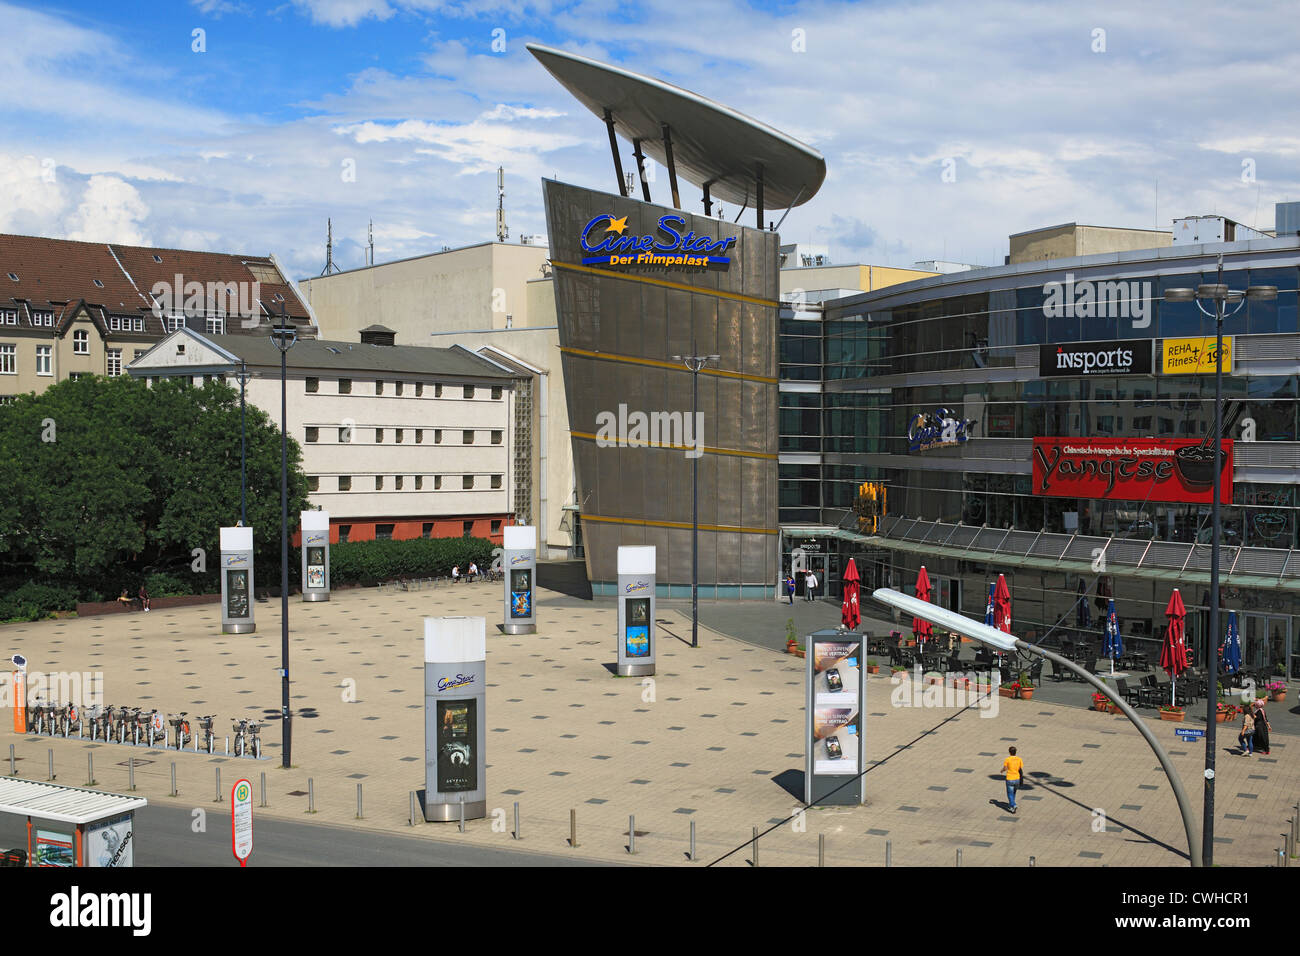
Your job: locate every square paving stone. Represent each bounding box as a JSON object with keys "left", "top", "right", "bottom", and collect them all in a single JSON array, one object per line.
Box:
[
  {"left": 1223, "top": 813, "right": 1247, "bottom": 820},
  {"left": 1236, "top": 793, "right": 1258, "bottom": 799},
  {"left": 347, "top": 773, "right": 366, "bottom": 780},
  {"left": 953, "top": 768, "right": 974, "bottom": 774},
  {"left": 673, "top": 807, "right": 696, "bottom": 815},
  {"left": 1064, "top": 758, "right": 1083, "bottom": 764},
  {"left": 399, "top": 757, "right": 419, "bottom": 762},
  {"left": 670, "top": 762, "right": 689, "bottom": 767},
  {"left": 866, "top": 828, "right": 889, "bottom": 836},
  {"left": 592, "top": 755, "right": 611, "bottom": 760},
  {"left": 630, "top": 779, "right": 651, "bottom": 785},
  {"left": 715, "top": 787, "right": 735, "bottom": 794},
  {"left": 1083, "top": 743, "right": 1101, "bottom": 749},
  {"left": 899, "top": 806, "right": 920, "bottom": 813},
  {"left": 502, "top": 789, "right": 523, "bottom": 795},
  {"left": 1120, "top": 804, "right": 1142, "bottom": 811},
  {"left": 1138, "top": 784, "right": 1158, "bottom": 791}
]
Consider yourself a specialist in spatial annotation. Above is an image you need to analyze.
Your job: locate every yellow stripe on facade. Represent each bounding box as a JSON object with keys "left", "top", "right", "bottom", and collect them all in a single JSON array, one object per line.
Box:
[
  {"left": 559, "top": 346, "right": 778, "bottom": 385},
  {"left": 569, "top": 429, "right": 778, "bottom": 460},
  {"left": 580, "top": 513, "right": 779, "bottom": 535},
  {"left": 551, "top": 259, "right": 782, "bottom": 309}
]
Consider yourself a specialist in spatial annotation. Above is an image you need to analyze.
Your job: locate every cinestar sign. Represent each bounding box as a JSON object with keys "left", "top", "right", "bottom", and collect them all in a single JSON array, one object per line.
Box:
[
  {"left": 1039, "top": 341, "right": 1152, "bottom": 377},
  {"left": 580, "top": 214, "right": 736, "bottom": 268}
]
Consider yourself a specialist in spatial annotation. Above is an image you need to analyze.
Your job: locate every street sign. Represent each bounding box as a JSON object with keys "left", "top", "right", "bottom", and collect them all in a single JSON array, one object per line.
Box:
[
  {"left": 231, "top": 778, "right": 253, "bottom": 866},
  {"left": 1174, "top": 727, "right": 1205, "bottom": 740}
]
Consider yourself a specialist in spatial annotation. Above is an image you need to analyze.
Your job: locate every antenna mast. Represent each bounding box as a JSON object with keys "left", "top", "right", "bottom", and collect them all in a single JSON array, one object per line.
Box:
[
  {"left": 367, "top": 219, "right": 374, "bottom": 267},
  {"left": 321, "top": 219, "right": 340, "bottom": 276},
  {"left": 496, "top": 167, "right": 509, "bottom": 243}
]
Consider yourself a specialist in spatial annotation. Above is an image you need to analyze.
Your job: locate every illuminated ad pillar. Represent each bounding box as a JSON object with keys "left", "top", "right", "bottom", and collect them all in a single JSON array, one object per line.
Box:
[
  {"left": 502, "top": 525, "right": 537, "bottom": 634},
  {"left": 805, "top": 629, "right": 865, "bottom": 806},
  {"left": 220, "top": 526, "right": 255, "bottom": 634},
  {"left": 300, "top": 510, "right": 330, "bottom": 602},
  {"left": 616, "top": 546, "right": 656, "bottom": 677},
  {"left": 423, "top": 616, "right": 487, "bottom": 822}
]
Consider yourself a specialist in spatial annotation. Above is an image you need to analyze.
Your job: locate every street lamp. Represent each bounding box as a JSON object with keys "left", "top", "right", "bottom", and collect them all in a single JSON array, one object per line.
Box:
[
  {"left": 672, "top": 352, "right": 719, "bottom": 649},
  {"left": 237, "top": 360, "right": 250, "bottom": 526},
  {"left": 1163, "top": 258, "right": 1275, "bottom": 867},
  {"left": 873, "top": 587, "right": 1203, "bottom": 866},
  {"left": 270, "top": 320, "right": 298, "bottom": 769}
]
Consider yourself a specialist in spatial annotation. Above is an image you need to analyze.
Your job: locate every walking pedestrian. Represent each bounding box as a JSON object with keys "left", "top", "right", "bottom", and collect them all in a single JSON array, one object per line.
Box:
[
  {"left": 1001, "top": 746, "right": 1023, "bottom": 813},
  {"left": 1238, "top": 705, "right": 1255, "bottom": 755},
  {"left": 785, "top": 574, "right": 795, "bottom": 605},
  {"left": 806, "top": 570, "right": 818, "bottom": 602},
  {"left": 1251, "top": 699, "right": 1271, "bottom": 756}
]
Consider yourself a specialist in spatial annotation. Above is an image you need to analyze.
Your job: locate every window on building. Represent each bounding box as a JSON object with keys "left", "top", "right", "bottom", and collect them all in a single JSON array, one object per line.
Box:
[
  {"left": 35, "top": 346, "right": 51, "bottom": 376},
  {"left": 0, "top": 396, "right": 14, "bottom": 405},
  {"left": 434, "top": 429, "right": 442, "bottom": 444},
  {"left": 491, "top": 430, "right": 502, "bottom": 444},
  {"left": 106, "top": 349, "right": 122, "bottom": 376},
  {"left": 166, "top": 315, "right": 184, "bottom": 333},
  {"left": 491, "top": 520, "right": 502, "bottom": 534},
  {"left": 463, "top": 475, "right": 474, "bottom": 490},
  {"left": 305, "top": 377, "right": 319, "bottom": 393},
  {"left": 131, "top": 317, "right": 144, "bottom": 332},
  {"left": 375, "top": 476, "right": 384, "bottom": 490},
  {"left": 376, "top": 523, "right": 394, "bottom": 540},
  {"left": 0, "top": 310, "right": 16, "bottom": 325},
  {"left": 73, "top": 329, "right": 89, "bottom": 354},
  {"left": 463, "top": 520, "right": 474, "bottom": 536},
  {"left": 133, "top": 349, "right": 147, "bottom": 360},
  {"left": 107, "top": 315, "right": 121, "bottom": 331},
  {"left": 34, "top": 311, "right": 54, "bottom": 327},
  {"left": 338, "top": 426, "right": 351, "bottom": 444},
  {"left": 339, "top": 379, "right": 351, "bottom": 395},
  {"left": 0, "top": 345, "right": 14, "bottom": 374},
  {"left": 422, "top": 522, "right": 433, "bottom": 538},
  {"left": 491, "top": 475, "right": 502, "bottom": 489},
  {"left": 206, "top": 316, "right": 225, "bottom": 335},
  {"left": 338, "top": 524, "right": 351, "bottom": 542},
  {"left": 415, "top": 383, "right": 424, "bottom": 397},
  {"left": 395, "top": 475, "right": 404, "bottom": 490},
  {"left": 396, "top": 429, "right": 404, "bottom": 444},
  {"left": 376, "top": 380, "right": 384, "bottom": 396},
  {"left": 463, "top": 430, "right": 474, "bottom": 445},
  {"left": 434, "top": 476, "right": 442, "bottom": 490},
  {"left": 463, "top": 385, "right": 475, "bottom": 399},
  {"left": 415, "top": 476, "right": 423, "bottom": 490},
  {"left": 308, "top": 476, "right": 319, "bottom": 491},
  {"left": 338, "top": 476, "right": 351, "bottom": 491},
  {"left": 68, "top": 373, "right": 86, "bottom": 381},
  {"left": 375, "top": 428, "right": 384, "bottom": 443},
  {"left": 415, "top": 429, "right": 423, "bottom": 443},
  {"left": 305, "top": 427, "right": 318, "bottom": 443},
  {"left": 492, "top": 386, "right": 502, "bottom": 400},
  {"left": 92, "top": 278, "right": 104, "bottom": 288},
  {"left": 435, "top": 384, "right": 443, "bottom": 398},
  {"left": 395, "top": 382, "right": 404, "bottom": 396}
]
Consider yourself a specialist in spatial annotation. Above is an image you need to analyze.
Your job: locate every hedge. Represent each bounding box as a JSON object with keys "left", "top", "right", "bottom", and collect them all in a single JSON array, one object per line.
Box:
[
  {"left": 324, "top": 536, "right": 496, "bottom": 586},
  {"left": 0, "top": 582, "right": 80, "bottom": 623}
]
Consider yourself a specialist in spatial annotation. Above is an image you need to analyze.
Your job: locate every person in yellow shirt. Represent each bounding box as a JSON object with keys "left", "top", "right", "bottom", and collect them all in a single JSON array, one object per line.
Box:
[{"left": 1001, "top": 746, "right": 1024, "bottom": 813}]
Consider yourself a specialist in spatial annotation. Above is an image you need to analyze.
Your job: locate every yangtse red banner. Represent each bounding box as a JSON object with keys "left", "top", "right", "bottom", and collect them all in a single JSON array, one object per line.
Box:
[{"left": 1031, "top": 438, "right": 1233, "bottom": 504}]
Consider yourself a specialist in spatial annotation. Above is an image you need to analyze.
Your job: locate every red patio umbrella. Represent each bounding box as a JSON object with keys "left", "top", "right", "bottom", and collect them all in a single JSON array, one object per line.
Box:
[
  {"left": 841, "top": 558, "right": 861, "bottom": 630},
  {"left": 1161, "top": 588, "right": 1189, "bottom": 706},
  {"left": 913, "top": 565, "right": 933, "bottom": 644},
  {"left": 993, "top": 573, "right": 1011, "bottom": 633}
]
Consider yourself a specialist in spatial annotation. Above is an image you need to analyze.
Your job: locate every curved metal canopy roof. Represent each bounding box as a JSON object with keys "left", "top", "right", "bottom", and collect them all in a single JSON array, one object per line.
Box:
[{"left": 527, "top": 43, "right": 826, "bottom": 211}]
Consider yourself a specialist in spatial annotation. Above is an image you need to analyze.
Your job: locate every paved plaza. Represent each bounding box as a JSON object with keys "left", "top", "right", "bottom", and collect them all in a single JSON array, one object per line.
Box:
[{"left": 2, "top": 582, "right": 1296, "bottom": 867}]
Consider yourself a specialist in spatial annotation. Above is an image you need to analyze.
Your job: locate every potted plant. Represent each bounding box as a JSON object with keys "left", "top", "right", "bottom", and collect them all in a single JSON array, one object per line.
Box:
[
  {"left": 924, "top": 670, "right": 943, "bottom": 686},
  {"left": 1159, "top": 705, "right": 1185, "bottom": 722},
  {"left": 1018, "top": 677, "right": 1034, "bottom": 701},
  {"left": 866, "top": 659, "right": 879, "bottom": 675},
  {"left": 785, "top": 619, "right": 799, "bottom": 655},
  {"left": 1266, "top": 680, "right": 1286, "bottom": 703},
  {"left": 1091, "top": 692, "right": 1109, "bottom": 712},
  {"left": 999, "top": 681, "right": 1018, "bottom": 699},
  {"left": 890, "top": 664, "right": 908, "bottom": 682},
  {"left": 1215, "top": 701, "right": 1238, "bottom": 723}
]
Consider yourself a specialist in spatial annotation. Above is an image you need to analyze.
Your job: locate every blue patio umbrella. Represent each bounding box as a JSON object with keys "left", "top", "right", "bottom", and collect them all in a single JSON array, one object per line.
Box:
[
  {"left": 1221, "top": 610, "right": 1241, "bottom": 676},
  {"left": 1104, "top": 598, "right": 1124, "bottom": 675},
  {"left": 1076, "top": 581, "right": 1092, "bottom": 628},
  {"left": 984, "top": 582, "right": 995, "bottom": 627}
]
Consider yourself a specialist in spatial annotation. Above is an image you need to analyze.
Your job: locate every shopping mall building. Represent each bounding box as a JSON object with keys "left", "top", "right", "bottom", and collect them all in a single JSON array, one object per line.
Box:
[{"left": 783, "top": 219, "right": 1300, "bottom": 677}]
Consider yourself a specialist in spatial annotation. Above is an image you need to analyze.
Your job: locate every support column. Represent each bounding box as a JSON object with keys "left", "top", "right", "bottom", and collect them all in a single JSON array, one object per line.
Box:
[
  {"left": 702, "top": 181, "right": 713, "bottom": 217},
  {"left": 662, "top": 124, "right": 681, "bottom": 210},
  {"left": 632, "top": 138, "right": 651, "bottom": 203},
  {"left": 603, "top": 109, "right": 628, "bottom": 198},
  {"left": 756, "top": 163, "right": 765, "bottom": 231}
]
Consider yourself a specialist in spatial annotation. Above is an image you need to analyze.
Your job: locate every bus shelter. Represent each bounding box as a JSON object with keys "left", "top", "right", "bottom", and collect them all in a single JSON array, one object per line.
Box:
[{"left": 0, "top": 778, "right": 146, "bottom": 867}]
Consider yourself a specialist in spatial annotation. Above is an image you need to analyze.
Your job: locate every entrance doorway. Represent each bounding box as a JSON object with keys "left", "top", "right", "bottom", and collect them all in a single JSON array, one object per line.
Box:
[{"left": 1243, "top": 613, "right": 1289, "bottom": 677}]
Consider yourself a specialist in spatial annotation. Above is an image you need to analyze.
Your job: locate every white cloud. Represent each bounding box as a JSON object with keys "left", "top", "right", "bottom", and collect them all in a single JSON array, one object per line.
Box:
[
  {"left": 290, "top": 0, "right": 396, "bottom": 27},
  {"left": 67, "top": 176, "right": 151, "bottom": 246}
]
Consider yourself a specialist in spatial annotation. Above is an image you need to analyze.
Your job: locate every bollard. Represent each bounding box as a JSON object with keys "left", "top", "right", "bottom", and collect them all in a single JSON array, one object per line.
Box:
[
  {"left": 689, "top": 819, "right": 696, "bottom": 862},
  {"left": 956, "top": 848, "right": 963, "bottom": 868},
  {"left": 170, "top": 762, "right": 177, "bottom": 797},
  {"left": 629, "top": 816, "right": 636, "bottom": 855},
  {"left": 819, "top": 833, "right": 825, "bottom": 867},
  {"left": 308, "top": 777, "right": 315, "bottom": 813},
  {"left": 128, "top": 757, "right": 135, "bottom": 792},
  {"left": 751, "top": 826, "right": 759, "bottom": 867},
  {"left": 1279, "top": 848, "right": 1286, "bottom": 867},
  {"left": 458, "top": 796, "right": 465, "bottom": 833},
  {"left": 1030, "top": 856, "right": 1036, "bottom": 868},
  {"left": 886, "top": 840, "right": 892, "bottom": 867},
  {"left": 513, "top": 801, "right": 520, "bottom": 840},
  {"left": 356, "top": 783, "right": 363, "bottom": 820},
  {"left": 48, "top": 749, "right": 54, "bottom": 781},
  {"left": 8, "top": 743, "right": 14, "bottom": 776},
  {"left": 409, "top": 791, "right": 417, "bottom": 826},
  {"left": 260, "top": 772, "right": 267, "bottom": 808},
  {"left": 225, "top": 736, "right": 230, "bottom": 756},
  {"left": 570, "top": 808, "right": 577, "bottom": 848},
  {"left": 215, "top": 767, "right": 222, "bottom": 802},
  {"left": 86, "top": 753, "right": 93, "bottom": 787}
]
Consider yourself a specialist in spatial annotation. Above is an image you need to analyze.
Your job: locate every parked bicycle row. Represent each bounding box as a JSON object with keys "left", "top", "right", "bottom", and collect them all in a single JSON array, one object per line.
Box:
[{"left": 24, "top": 699, "right": 265, "bottom": 758}]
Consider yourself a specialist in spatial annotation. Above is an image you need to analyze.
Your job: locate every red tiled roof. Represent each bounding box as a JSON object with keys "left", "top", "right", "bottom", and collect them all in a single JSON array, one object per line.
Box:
[{"left": 0, "top": 233, "right": 313, "bottom": 337}]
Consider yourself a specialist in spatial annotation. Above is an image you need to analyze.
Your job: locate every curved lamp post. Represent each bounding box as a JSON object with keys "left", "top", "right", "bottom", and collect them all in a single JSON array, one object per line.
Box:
[
  {"left": 270, "top": 321, "right": 297, "bottom": 768},
  {"left": 1164, "top": 261, "right": 1274, "bottom": 866},
  {"left": 872, "top": 587, "right": 1203, "bottom": 867},
  {"left": 671, "top": 352, "right": 719, "bottom": 649}
]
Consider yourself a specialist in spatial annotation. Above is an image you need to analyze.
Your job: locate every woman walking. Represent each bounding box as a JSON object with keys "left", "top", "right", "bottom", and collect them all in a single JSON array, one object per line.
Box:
[
  {"left": 1251, "top": 699, "right": 1272, "bottom": 756},
  {"left": 1238, "top": 706, "right": 1256, "bottom": 756}
]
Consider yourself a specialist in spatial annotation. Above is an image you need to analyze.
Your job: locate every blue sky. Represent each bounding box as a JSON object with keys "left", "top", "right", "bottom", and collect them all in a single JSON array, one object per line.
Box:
[{"left": 2, "top": 0, "right": 1299, "bottom": 279}]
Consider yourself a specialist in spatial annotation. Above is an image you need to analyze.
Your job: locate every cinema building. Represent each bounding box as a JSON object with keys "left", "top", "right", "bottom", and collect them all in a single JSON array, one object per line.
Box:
[{"left": 789, "top": 222, "right": 1300, "bottom": 677}]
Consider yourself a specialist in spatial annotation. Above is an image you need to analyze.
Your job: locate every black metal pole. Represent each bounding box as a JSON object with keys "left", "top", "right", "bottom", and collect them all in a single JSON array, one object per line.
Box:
[
  {"left": 1203, "top": 265, "right": 1224, "bottom": 866},
  {"left": 603, "top": 109, "right": 627, "bottom": 198},
  {"left": 280, "top": 346, "right": 292, "bottom": 769},
  {"left": 691, "top": 363, "right": 699, "bottom": 650},
  {"left": 240, "top": 361, "right": 247, "bottom": 526}
]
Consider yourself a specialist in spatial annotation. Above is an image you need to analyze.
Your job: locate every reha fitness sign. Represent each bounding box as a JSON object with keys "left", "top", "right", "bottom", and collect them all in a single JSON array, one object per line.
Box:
[
  {"left": 1032, "top": 438, "right": 1233, "bottom": 504},
  {"left": 580, "top": 214, "right": 736, "bottom": 268}
]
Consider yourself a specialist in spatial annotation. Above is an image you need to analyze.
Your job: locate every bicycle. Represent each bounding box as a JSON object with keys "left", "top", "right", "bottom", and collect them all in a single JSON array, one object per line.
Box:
[
  {"left": 247, "top": 717, "right": 263, "bottom": 759},
  {"left": 198, "top": 715, "right": 216, "bottom": 754},
  {"left": 231, "top": 717, "right": 248, "bottom": 757},
  {"left": 169, "top": 712, "right": 191, "bottom": 751}
]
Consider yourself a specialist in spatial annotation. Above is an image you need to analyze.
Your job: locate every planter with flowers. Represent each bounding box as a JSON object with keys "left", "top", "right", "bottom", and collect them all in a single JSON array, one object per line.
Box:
[
  {"left": 1215, "top": 701, "right": 1239, "bottom": 723},
  {"left": 998, "top": 683, "right": 1017, "bottom": 699},
  {"left": 890, "top": 665, "right": 908, "bottom": 683},
  {"left": 1266, "top": 680, "right": 1286, "bottom": 703},
  {"left": 1017, "top": 678, "right": 1034, "bottom": 701},
  {"left": 1091, "top": 692, "right": 1109, "bottom": 712},
  {"left": 866, "top": 660, "right": 879, "bottom": 675},
  {"left": 1159, "top": 705, "right": 1185, "bottom": 722},
  {"left": 925, "top": 671, "right": 944, "bottom": 686}
]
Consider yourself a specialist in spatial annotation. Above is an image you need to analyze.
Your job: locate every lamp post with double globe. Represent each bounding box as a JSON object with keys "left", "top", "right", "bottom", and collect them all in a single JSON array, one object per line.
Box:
[
  {"left": 672, "top": 352, "right": 719, "bottom": 649},
  {"left": 1163, "top": 256, "right": 1274, "bottom": 867},
  {"left": 270, "top": 320, "right": 298, "bottom": 768}
]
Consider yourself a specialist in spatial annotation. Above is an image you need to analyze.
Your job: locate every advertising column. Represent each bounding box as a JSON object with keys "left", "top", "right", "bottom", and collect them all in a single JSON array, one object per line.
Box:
[
  {"left": 502, "top": 525, "right": 536, "bottom": 634},
  {"left": 616, "top": 546, "right": 656, "bottom": 677},
  {"left": 220, "top": 526, "right": 255, "bottom": 634},
  {"left": 423, "top": 616, "right": 487, "bottom": 822},
  {"left": 300, "top": 510, "right": 330, "bottom": 602},
  {"left": 805, "top": 629, "right": 865, "bottom": 806}
]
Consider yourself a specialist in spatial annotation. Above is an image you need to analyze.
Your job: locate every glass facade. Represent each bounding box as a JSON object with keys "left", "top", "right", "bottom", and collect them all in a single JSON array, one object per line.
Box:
[{"left": 779, "top": 249, "right": 1300, "bottom": 676}]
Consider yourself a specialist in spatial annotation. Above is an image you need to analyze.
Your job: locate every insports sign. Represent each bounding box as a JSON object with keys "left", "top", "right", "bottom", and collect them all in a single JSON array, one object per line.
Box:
[
  {"left": 1039, "top": 341, "right": 1153, "bottom": 377},
  {"left": 580, "top": 214, "right": 736, "bottom": 268}
]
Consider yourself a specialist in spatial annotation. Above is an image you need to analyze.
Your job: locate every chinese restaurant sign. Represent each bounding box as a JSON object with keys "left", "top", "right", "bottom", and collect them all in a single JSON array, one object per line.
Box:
[
  {"left": 1162, "top": 336, "right": 1232, "bottom": 375},
  {"left": 1032, "top": 438, "right": 1233, "bottom": 504}
]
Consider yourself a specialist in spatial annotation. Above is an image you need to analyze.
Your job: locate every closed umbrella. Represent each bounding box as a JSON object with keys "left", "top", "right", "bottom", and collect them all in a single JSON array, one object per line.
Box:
[
  {"left": 1161, "top": 589, "right": 1189, "bottom": 706},
  {"left": 993, "top": 574, "right": 1011, "bottom": 633},
  {"left": 984, "top": 582, "right": 995, "bottom": 627},
  {"left": 1103, "top": 598, "right": 1124, "bottom": 675},
  {"left": 1076, "top": 580, "right": 1092, "bottom": 628},
  {"left": 841, "top": 558, "right": 861, "bottom": 631},
  {"left": 913, "top": 565, "right": 933, "bottom": 645},
  {"left": 1220, "top": 610, "right": 1241, "bottom": 676}
]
